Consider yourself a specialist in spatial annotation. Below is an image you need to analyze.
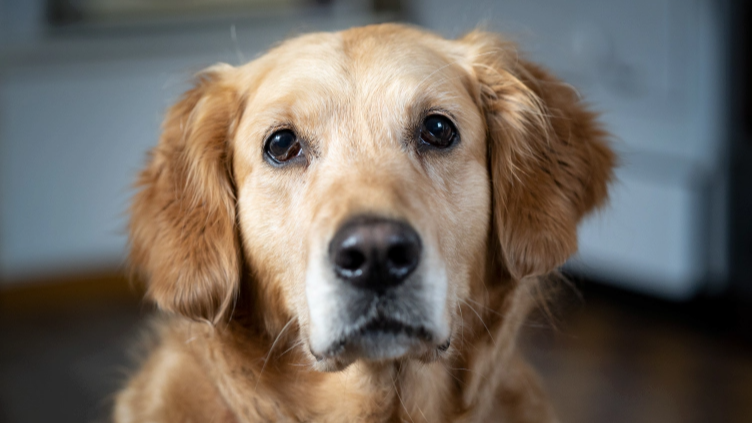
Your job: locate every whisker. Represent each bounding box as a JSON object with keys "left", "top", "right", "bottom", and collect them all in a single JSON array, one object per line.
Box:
[
  {"left": 465, "top": 297, "right": 503, "bottom": 318},
  {"left": 416, "top": 405, "right": 429, "bottom": 422},
  {"left": 255, "top": 318, "right": 295, "bottom": 391},
  {"left": 278, "top": 338, "right": 306, "bottom": 358},
  {"left": 460, "top": 300, "right": 496, "bottom": 346},
  {"left": 440, "top": 362, "right": 466, "bottom": 387},
  {"left": 456, "top": 300, "right": 465, "bottom": 347},
  {"left": 392, "top": 375, "right": 415, "bottom": 423}
]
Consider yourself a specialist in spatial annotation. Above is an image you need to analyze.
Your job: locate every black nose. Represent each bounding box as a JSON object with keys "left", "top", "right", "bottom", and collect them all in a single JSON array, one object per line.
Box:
[{"left": 329, "top": 217, "right": 422, "bottom": 291}]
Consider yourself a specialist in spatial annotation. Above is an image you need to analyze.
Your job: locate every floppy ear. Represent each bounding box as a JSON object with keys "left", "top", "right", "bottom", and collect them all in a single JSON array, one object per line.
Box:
[
  {"left": 462, "top": 31, "right": 615, "bottom": 280},
  {"left": 130, "top": 64, "right": 243, "bottom": 323}
]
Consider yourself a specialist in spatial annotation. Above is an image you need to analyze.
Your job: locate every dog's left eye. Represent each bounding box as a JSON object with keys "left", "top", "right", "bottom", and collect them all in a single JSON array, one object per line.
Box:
[
  {"left": 264, "top": 129, "right": 302, "bottom": 164},
  {"left": 420, "top": 115, "right": 457, "bottom": 149}
]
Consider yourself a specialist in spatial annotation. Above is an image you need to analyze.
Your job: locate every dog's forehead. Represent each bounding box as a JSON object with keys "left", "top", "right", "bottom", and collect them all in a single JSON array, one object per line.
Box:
[
  {"left": 338, "top": 25, "right": 468, "bottom": 86},
  {"left": 240, "top": 27, "right": 473, "bottom": 129}
]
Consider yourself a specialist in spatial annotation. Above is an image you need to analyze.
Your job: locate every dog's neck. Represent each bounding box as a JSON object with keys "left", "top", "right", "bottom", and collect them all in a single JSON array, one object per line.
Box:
[
  {"left": 182, "top": 281, "right": 545, "bottom": 423},
  {"left": 192, "top": 326, "right": 459, "bottom": 422}
]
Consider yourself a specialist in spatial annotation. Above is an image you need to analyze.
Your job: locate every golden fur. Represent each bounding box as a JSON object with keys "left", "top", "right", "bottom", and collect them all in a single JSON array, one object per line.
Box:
[{"left": 116, "top": 24, "right": 614, "bottom": 422}]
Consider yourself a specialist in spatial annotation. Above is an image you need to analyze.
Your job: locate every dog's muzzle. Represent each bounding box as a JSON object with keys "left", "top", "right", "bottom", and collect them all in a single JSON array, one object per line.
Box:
[{"left": 307, "top": 214, "right": 449, "bottom": 368}]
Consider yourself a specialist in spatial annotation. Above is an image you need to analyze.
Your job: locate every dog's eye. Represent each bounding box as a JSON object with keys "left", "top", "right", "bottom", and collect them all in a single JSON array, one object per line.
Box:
[
  {"left": 420, "top": 115, "right": 457, "bottom": 149},
  {"left": 264, "top": 129, "right": 302, "bottom": 164}
]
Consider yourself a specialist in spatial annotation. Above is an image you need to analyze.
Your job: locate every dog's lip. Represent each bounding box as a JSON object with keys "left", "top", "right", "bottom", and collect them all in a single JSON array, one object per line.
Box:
[
  {"left": 436, "top": 335, "right": 451, "bottom": 351},
  {"left": 320, "top": 316, "right": 432, "bottom": 359},
  {"left": 357, "top": 317, "right": 432, "bottom": 339}
]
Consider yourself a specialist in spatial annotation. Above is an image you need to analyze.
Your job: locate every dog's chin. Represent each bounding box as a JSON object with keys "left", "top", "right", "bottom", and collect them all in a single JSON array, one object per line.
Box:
[{"left": 310, "top": 319, "right": 450, "bottom": 372}]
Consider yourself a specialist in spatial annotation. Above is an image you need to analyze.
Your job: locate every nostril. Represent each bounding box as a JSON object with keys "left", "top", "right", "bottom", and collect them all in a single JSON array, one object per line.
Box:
[
  {"left": 385, "top": 236, "right": 420, "bottom": 281},
  {"left": 387, "top": 242, "right": 416, "bottom": 270},
  {"left": 336, "top": 248, "right": 367, "bottom": 276}
]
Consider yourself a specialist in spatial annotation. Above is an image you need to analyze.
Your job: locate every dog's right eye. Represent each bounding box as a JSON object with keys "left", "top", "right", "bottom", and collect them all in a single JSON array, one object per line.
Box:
[{"left": 264, "top": 129, "right": 302, "bottom": 164}]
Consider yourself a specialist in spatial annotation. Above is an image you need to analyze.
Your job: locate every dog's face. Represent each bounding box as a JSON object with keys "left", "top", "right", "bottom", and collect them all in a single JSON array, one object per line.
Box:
[
  {"left": 232, "top": 29, "right": 489, "bottom": 368},
  {"left": 130, "top": 25, "right": 613, "bottom": 371}
]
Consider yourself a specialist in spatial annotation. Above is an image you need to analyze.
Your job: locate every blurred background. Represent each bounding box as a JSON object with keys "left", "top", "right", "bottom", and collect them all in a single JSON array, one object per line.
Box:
[{"left": 0, "top": 0, "right": 750, "bottom": 422}]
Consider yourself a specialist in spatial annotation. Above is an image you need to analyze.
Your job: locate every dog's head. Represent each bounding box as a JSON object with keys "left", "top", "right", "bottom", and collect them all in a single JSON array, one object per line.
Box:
[{"left": 130, "top": 24, "right": 613, "bottom": 371}]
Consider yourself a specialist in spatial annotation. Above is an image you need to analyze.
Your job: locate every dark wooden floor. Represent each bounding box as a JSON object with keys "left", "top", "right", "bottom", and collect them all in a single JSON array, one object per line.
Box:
[
  {"left": 0, "top": 302, "right": 144, "bottom": 423},
  {"left": 523, "top": 284, "right": 752, "bottom": 423},
  {"left": 1, "top": 276, "right": 751, "bottom": 423}
]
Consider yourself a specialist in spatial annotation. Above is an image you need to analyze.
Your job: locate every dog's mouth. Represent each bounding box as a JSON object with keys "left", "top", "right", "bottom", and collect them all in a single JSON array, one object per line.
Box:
[
  {"left": 324, "top": 316, "right": 431, "bottom": 359},
  {"left": 359, "top": 317, "right": 432, "bottom": 340},
  {"left": 312, "top": 309, "right": 449, "bottom": 369}
]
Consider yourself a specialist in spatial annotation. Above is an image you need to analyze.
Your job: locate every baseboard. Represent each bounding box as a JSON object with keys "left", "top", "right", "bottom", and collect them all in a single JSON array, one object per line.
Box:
[{"left": 0, "top": 270, "right": 144, "bottom": 315}]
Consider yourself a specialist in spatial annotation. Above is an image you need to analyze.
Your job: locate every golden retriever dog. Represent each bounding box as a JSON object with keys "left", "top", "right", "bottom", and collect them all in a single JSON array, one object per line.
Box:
[{"left": 115, "top": 23, "right": 613, "bottom": 422}]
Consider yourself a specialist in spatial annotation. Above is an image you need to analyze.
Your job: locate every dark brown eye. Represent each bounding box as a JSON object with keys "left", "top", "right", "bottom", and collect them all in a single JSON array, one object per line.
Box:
[
  {"left": 420, "top": 115, "right": 457, "bottom": 148},
  {"left": 264, "top": 129, "right": 302, "bottom": 164}
]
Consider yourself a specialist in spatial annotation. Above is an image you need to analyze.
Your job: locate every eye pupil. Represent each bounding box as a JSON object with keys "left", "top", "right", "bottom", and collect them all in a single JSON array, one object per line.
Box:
[
  {"left": 265, "top": 129, "right": 302, "bottom": 163},
  {"left": 420, "top": 115, "right": 456, "bottom": 148}
]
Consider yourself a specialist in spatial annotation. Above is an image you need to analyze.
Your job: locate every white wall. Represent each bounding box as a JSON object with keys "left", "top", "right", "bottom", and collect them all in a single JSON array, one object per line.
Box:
[
  {"left": 0, "top": 0, "right": 45, "bottom": 45},
  {"left": 1, "top": 56, "right": 193, "bottom": 279},
  {"left": 0, "top": 7, "right": 391, "bottom": 283}
]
